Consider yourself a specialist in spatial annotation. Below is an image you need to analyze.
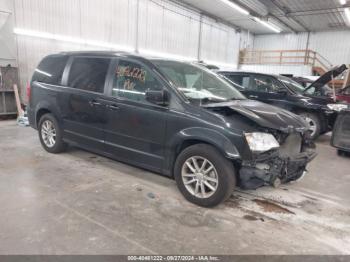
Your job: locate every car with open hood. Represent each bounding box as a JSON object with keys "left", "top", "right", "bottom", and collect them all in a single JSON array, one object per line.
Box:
[
  {"left": 291, "top": 64, "right": 348, "bottom": 101},
  {"left": 218, "top": 70, "right": 349, "bottom": 140},
  {"left": 336, "top": 85, "right": 350, "bottom": 104},
  {"left": 28, "top": 51, "right": 316, "bottom": 207}
]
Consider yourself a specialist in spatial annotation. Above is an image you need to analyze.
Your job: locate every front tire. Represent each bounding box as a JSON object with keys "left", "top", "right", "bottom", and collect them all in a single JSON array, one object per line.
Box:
[
  {"left": 298, "top": 112, "right": 321, "bottom": 140},
  {"left": 174, "top": 144, "right": 236, "bottom": 207},
  {"left": 38, "top": 113, "right": 67, "bottom": 153}
]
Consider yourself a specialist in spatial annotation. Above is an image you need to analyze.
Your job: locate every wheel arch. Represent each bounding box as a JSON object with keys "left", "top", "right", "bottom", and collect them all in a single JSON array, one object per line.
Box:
[
  {"left": 291, "top": 108, "right": 326, "bottom": 133},
  {"left": 166, "top": 127, "right": 241, "bottom": 177},
  {"left": 34, "top": 101, "right": 61, "bottom": 129}
]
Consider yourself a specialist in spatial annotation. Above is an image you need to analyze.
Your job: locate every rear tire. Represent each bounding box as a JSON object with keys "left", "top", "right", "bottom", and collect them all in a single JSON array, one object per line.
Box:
[
  {"left": 298, "top": 112, "right": 321, "bottom": 140},
  {"left": 174, "top": 144, "right": 236, "bottom": 207},
  {"left": 38, "top": 113, "right": 67, "bottom": 153}
]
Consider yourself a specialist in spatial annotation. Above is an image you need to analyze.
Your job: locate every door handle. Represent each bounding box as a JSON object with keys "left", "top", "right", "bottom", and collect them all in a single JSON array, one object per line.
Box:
[
  {"left": 89, "top": 100, "right": 102, "bottom": 107},
  {"left": 249, "top": 95, "right": 258, "bottom": 99},
  {"left": 106, "top": 104, "right": 120, "bottom": 111}
]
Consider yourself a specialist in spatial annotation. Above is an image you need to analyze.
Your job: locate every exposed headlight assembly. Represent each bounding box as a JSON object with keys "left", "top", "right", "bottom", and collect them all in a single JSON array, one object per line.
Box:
[
  {"left": 327, "top": 104, "right": 348, "bottom": 112},
  {"left": 245, "top": 132, "right": 280, "bottom": 153}
]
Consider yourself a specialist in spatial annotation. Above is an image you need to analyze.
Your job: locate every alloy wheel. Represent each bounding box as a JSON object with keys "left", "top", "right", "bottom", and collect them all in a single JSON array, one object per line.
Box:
[
  {"left": 181, "top": 156, "right": 219, "bottom": 199},
  {"left": 304, "top": 116, "right": 317, "bottom": 137},
  {"left": 41, "top": 120, "right": 57, "bottom": 148}
]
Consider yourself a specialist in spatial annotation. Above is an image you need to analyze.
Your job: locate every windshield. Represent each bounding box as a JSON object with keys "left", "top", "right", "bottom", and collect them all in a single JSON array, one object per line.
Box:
[
  {"left": 278, "top": 75, "right": 306, "bottom": 94},
  {"left": 304, "top": 84, "right": 333, "bottom": 96},
  {"left": 151, "top": 60, "right": 246, "bottom": 103}
]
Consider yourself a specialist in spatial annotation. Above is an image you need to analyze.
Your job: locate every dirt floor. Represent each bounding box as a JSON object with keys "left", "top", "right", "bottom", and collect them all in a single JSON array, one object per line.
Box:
[{"left": 0, "top": 120, "right": 349, "bottom": 254}]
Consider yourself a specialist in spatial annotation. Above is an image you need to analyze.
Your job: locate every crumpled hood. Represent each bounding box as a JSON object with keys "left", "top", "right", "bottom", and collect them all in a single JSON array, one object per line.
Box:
[{"left": 204, "top": 100, "right": 308, "bottom": 133}]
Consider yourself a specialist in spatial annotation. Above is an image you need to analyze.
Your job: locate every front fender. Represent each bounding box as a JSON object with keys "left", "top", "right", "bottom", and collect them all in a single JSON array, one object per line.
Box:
[
  {"left": 170, "top": 127, "right": 240, "bottom": 159},
  {"left": 162, "top": 127, "right": 241, "bottom": 177}
]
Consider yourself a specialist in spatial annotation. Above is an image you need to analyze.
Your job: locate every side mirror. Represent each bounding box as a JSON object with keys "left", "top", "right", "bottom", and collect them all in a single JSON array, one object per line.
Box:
[{"left": 145, "top": 89, "right": 169, "bottom": 106}]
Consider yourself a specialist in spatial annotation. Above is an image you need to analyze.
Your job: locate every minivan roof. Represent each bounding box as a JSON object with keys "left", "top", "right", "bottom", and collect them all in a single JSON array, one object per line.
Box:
[
  {"left": 57, "top": 51, "right": 197, "bottom": 64},
  {"left": 218, "top": 70, "right": 281, "bottom": 79},
  {"left": 59, "top": 50, "right": 136, "bottom": 57}
]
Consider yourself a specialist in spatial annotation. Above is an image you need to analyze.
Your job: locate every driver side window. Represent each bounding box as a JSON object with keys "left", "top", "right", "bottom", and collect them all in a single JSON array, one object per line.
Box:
[
  {"left": 251, "top": 75, "right": 283, "bottom": 93},
  {"left": 112, "top": 60, "right": 162, "bottom": 103}
]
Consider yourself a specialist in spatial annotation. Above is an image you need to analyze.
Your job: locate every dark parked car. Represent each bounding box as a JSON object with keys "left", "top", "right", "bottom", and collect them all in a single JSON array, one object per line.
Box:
[
  {"left": 28, "top": 51, "right": 316, "bottom": 207},
  {"left": 218, "top": 71, "right": 349, "bottom": 139},
  {"left": 291, "top": 76, "right": 333, "bottom": 97},
  {"left": 336, "top": 86, "right": 350, "bottom": 104},
  {"left": 291, "top": 64, "right": 348, "bottom": 101}
]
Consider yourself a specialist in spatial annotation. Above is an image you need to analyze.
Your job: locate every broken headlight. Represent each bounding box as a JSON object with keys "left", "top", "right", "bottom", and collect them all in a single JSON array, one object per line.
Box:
[
  {"left": 244, "top": 132, "right": 280, "bottom": 153},
  {"left": 327, "top": 103, "right": 348, "bottom": 112}
]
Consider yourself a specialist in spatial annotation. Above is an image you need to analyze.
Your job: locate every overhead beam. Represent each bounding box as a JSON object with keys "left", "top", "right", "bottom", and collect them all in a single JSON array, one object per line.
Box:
[
  {"left": 174, "top": 0, "right": 242, "bottom": 31},
  {"left": 265, "top": 14, "right": 298, "bottom": 33},
  {"left": 278, "top": 5, "right": 350, "bottom": 16},
  {"left": 267, "top": 0, "right": 311, "bottom": 32},
  {"left": 236, "top": 0, "right": 297, "bottom": 33}
]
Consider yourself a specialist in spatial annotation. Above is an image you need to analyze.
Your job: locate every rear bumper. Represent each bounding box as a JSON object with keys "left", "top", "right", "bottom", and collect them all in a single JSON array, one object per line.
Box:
[
  {"left": 27, "top": 106, "right": 36, "bottom": 129},
  {"left": 239, "top": 149, "right": 317, "bottom": 190}
]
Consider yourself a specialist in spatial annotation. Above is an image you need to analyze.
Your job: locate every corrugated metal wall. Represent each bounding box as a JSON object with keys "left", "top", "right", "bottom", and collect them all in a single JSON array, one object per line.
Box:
[
  {"left": 239, "top": 30, "right": 254, "bottom": 50},
  {"left": 200, "top": 16, "right": 239, "bottom": 65},
  {"left": 14, "top": 0, "right": 242, "bottom": 99},
  {"left": 253, "top": 33, "right": 309, "bottom": 51},
  {"left": 138, "top": 0, "right": 200, "bottom": 59},
  {"left": 0, "top": 0, "right": 16, "bottom": 67},
  {"left": 308, "top": 31, "right": 350, "bottom": 66},
  {"left": 252, "top": 31, "right": 350, "bottom": 67}
]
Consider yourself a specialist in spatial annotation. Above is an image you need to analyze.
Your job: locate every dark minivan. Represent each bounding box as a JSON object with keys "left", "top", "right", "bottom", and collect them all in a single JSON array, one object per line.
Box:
[
  {"left": 28, "top": 51, "right": 316, "bottom": 207},
  {"left": 218, "top": 71, "right": 348, "bottom": 139}
]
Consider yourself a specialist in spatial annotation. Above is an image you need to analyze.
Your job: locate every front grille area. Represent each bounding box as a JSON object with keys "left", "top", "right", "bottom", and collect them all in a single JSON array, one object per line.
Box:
[{"left": 278, "top": 133, "right": 302, "bottom": 157}]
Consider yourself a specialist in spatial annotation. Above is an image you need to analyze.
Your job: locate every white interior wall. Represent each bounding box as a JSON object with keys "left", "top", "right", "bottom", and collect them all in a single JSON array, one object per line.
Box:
[
  {"left": 239, "top": 30, "right": 254, "bottom": 50},
  {"left": 200, "top": 16, "right": 238, "bottom": 65},
  {"left": 0, "top": 0, "right": 16, "bottom": 67},
  {"left": 308, "top": 31, "right": 350, "bottom": 66},
  {"left": 253, "top": 33, "right": 309, "bottom": 51},
  {"left": 13, "top": 0, "right": 245, "bottom": 100},
  {"left": 247, "top": 31, "right": 350, "bottom": 75}
]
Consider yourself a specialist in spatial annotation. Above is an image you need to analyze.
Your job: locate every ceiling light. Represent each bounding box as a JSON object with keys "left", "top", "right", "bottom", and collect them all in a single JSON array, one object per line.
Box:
[
  {"left": 253, "top": 17, "right": 281, "bottom": 33},
  {"left": 218, "top": 0, "right": 249, "bottom": 15},
  {"left": 340, "top": 0, "right": 347, "bottom": 5},
  {"left": 13, "top": 28, "right": 134, "bottom": 52},
  {"left": 344, "top": 8, "right": 350, "bottom": 23}
]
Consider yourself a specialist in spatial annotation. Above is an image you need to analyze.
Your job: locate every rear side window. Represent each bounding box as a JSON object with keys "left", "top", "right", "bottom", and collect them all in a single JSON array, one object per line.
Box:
[
  {"left": 224, "top": 74, "right": 250, "bottom": 89},
  {"left": 68, "top": 57, "right": 111, "bottom": 93},
  {"left": 32, "top": 55, "right": 68, "bottom": 85},
  {"left": 251, "top": 75, "right": 283, "bottom": 93}
]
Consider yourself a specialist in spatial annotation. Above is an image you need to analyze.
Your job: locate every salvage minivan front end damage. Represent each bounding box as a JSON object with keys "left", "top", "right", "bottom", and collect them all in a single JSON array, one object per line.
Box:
[
  {"left": 240, "top": 131, "right": 316, "bottom": 189},
  {"left": 204, "top": 99, "right": 317, "bottom": 190}
]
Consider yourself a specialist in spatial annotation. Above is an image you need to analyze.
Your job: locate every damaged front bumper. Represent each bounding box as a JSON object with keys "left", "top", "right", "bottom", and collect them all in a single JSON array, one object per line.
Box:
[{"left": 239, "top": 149, "right": 317, "bottom": 190}]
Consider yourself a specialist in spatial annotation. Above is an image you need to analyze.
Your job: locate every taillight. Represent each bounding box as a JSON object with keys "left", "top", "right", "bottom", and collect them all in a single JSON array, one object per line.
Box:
[{"left": 26, "top": 83, "right": 31, "bottom": 102}]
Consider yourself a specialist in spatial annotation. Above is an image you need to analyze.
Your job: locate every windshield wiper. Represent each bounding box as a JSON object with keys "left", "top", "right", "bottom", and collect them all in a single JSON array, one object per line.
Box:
[
  {"left": 198, "top": 97, "right": 227, "bottom": 104},
  {"left": 230, "top": 97, "right": 245, "bottom": 100}
]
